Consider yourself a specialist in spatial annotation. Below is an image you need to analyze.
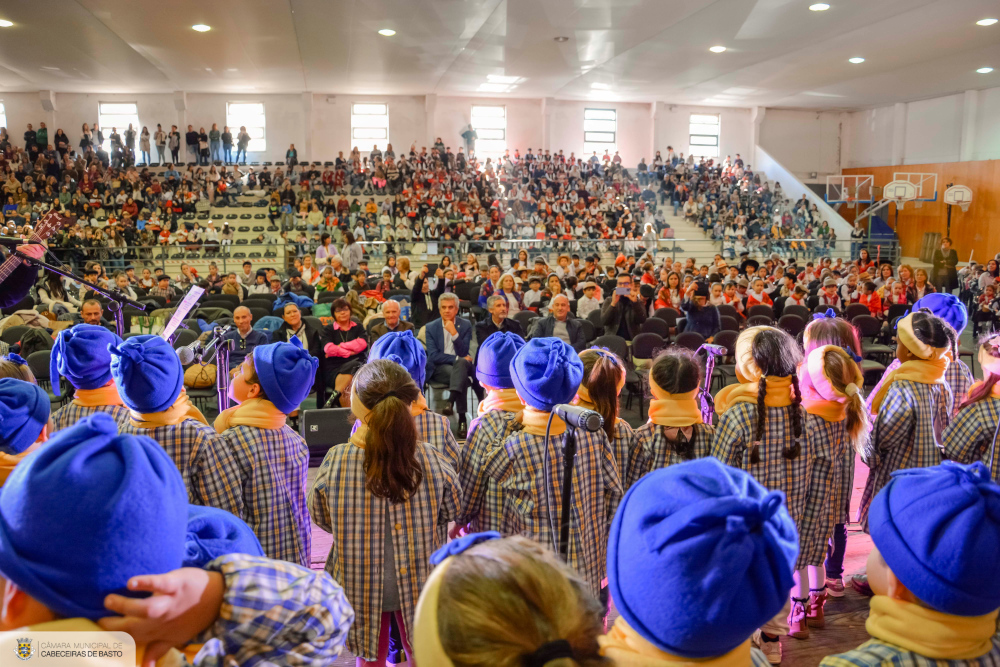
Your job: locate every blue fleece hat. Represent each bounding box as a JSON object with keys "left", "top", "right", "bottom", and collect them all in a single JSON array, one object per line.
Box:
[
  {"left": 370, "top": 330, "right": 426, "bottom": 388},
  {"left": 913, "top": 293, "right": 968, "bottom": 335},
  {"left": 0, "top": 379, "right": 49, "bottom": 455},
  {"left": 608, "top": 458, "right": 799, "bottom": 658},
  {"left": 109, "top": 334, "right": 184, "bottom": 413},
  {"left": 184, "top": 505, "right": 264, "bottom": 568},
  {"left": 50, "top": 324, "right": 122, "bottom": 397},
  {"left": 252, "top": 338, "right": 319, "bottom": 413},
  {"left": 511, "top": 337, "right": 583, "bottom": 411},
  {"left": 0, "top": 413, "right": 187, "bottom": 620},
  {"left": 477, "top": 331, "right": 526, "bottom": 389},
  {"left": 870, "top": 461, "right": 1000, "bottom": 616}
]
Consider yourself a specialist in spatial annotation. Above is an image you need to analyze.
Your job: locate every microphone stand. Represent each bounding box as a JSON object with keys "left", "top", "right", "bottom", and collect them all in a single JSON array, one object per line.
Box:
[
  {"left": 696, "top": 343, "right": 724, "bottom": 425},
  {"left": 13, "top": 249, "right": 147, "bottom": 338},
  {"left": 558, "top": 428, "right": 577, "bottom": 561},
  {"left": 200, "top": 325, "right": 234, "bottom": 413}
]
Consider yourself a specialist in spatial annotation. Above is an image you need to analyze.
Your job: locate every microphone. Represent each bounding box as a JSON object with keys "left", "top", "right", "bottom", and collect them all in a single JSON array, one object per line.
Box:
[
  {"left": 699, "top": 343, "right": 728, "bottom": 356},
  {"left": 0, "top": 236, "right": 44, "bottom": 247},
  {"left": 552, "top": 404, "right": 603, "bottom": 432},
  {"left": 176, "top": 342, "right": 202, "bottom": 366}
]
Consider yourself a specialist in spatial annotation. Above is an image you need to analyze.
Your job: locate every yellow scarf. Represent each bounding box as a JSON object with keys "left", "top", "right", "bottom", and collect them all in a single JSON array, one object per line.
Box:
[
  {"left": 130, "top": 390, "right": 209, "bottom": 429},
  {"left": 477, "top": 387, "right": 524, "bottom": 418},
  {"left": 866, "top": 596, "right": 999, "bottom": 660},
  {"left": 869, "top": 358, "right": 948, "bottom": 414},
  {"left": 968, "top": 380, "right": 1000, "bottom": 399},
  {"left": 715, "top": 376, "right": 794, "bottom": 415},
  {"left": 800, "top": 397, "right": 847, "bottom": 422},
  {"left": 27, "top": 618, "right": 185, "bottom": 666},
  {"left": 72, "top": 382, "right": 125, "bottom": 408},
  {"left": 647, "top": 381, "right": 703, "bottom": 427},
  {"left": 599, "top": 617, "right": 754, "bottom": 667},
  {"left": 214, "top": 397, "right": 288, "bottom": 433},
  {"left": 521, "top": 406, "right": 567, "bottom": 436}
]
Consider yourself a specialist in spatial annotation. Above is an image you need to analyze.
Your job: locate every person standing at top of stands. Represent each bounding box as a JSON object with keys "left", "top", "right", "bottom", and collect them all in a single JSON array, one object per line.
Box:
[{"left": 185, "top": 124, "right": 198, "bottom": 163}]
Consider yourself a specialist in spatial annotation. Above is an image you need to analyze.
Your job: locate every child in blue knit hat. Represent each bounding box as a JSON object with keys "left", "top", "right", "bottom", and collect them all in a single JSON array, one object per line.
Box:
[
  {"left": 0, "top": 413, "right": 355, "bottom": 666},
  {"left": 49, "top": 324, "right": 131, "bottom": 432},
  {"left": 113, "top": 334, "right": 243, "bottom": 518},
  {"left": 942, "top": 332, "right": 1000, "bottom": 481},
  {"left": 0, "top": 379, "right": 50, "bottom": 485},
  {"left": 214, "top": 339, "right": 317, "bottom": 567},
  {"left": 481, "top": 337, "right": 623, "bottom": 596},
  {"left": 456, "top": 331, "right": 526, "bottom": 534},
  {"left": 369, "top": 330, "right": 462, "bottom": 470},
  {"left": 822, "top": 462, "right": 1000, "bottom": 666},
  {"left": 601, "top": 457, "right": 799, "bottom": 666}
]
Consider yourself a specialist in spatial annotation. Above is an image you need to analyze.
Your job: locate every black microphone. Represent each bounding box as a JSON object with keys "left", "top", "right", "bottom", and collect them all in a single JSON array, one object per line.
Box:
[
  {"left": 0, "top": 236, "right": 44, "bottom": 247},
  {"left": 552, "top": 404, "right": 603, "bottom": 432},
  {"left": 699, "top": 343, "right": 728, "bottom": 356}
]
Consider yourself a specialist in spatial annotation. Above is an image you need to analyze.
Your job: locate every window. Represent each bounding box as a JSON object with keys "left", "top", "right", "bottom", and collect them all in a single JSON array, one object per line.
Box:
[
  {"left": 583, "top": 108, "right": 616, "bottom": 158},
  {"left": 98, "top": 102, "right": 140, "bottom": 152},
  {"left": 227, "top": 102, "right": 266, "bottom": 153},
  {"left": 689, "top": 113, "right": 720, "bottom": 159},
  {"left": 0, "top": 102, "right": 6, "bottom": 134},
  {"left": 470, "top": 105, "right": 506, "bottom": 163},
  {"left": 351, "top": 103, "right": 388, "bottom": 153}
]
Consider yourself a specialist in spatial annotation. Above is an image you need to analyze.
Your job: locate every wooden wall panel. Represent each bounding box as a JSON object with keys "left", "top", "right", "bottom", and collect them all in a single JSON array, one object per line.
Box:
[{"left": 842, "top": 160, "right": 1000, "bottom": 262}]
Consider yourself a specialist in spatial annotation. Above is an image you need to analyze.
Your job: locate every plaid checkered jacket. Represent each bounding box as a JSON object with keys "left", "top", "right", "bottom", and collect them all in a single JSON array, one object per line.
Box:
[
  {"left": 308, "top": 440, "right": 461, "bottom": 661},
  {"left": 482, "top": 428, "right": 623, "bottom": 594},
  {"left": 606, "top": 419, "right": 638, "bottom": 487},
  {"left": 821, "top": 638, "right": 1000, "bottom": 667},
  {"left": 196, "top": 554, "right": 355, "bottom": 666},
  {"left": 711, "top": 403, "right": 833, "bottom": 569},
  {"left": 628, "top": 422, "right": 715, "bottom": 488},
  {"left": 947, "top": 358, "right": 975, "bottom": 411},
  {"left": 218, "top": 424, "right": 312, "bottom": 567},
  {"left": 121, "top": 418, "right": 243, "bottom": 516},
  {"left": 801, "top": 413, "right": 848, "bottom": 565},
  {"left": 51, "top": 403, "right": 131, "bottom": 434},
  {"left": 415, "top": 410, "right": 461, "bottom": 470},
  {"left": 459, "top": 409, "right": 523, "bottom": 532},
  {"left": 942, "top": 396, "right": 1000, "bottom": 481},
  {"left": 859, "top": 380, "right": 953, "bottom": 531}
]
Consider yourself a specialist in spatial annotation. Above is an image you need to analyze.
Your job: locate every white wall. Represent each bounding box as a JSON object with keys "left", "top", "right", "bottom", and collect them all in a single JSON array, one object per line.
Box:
[
  {"left": 759, "top": 109, "right": 843, "bottom": 182},
  {"left": 653, "top": 104, "right": 753, "bottom": 167},
  {"left": 843, "top": 85, "right": 1000, "bottom": 168}
]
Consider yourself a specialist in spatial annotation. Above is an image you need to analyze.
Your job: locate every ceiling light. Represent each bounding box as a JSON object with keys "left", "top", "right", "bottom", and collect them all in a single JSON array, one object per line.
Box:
[
  {"left": 554, "top": 36, "right": 569, "bottom": 42},
  {"left": 978, "top": 67, "right": 994, "bottom": 74},
  {"left": 378, "top": 28, "right": 396, "bottom": 36},
  {"left": 709, "top": 45, "right": 727, "bottom": 53},
  {"left": 591, "top": 83, "right": 610, "bottom": 90},
  {"left": 0, "top": 19, "right": 13, "bottom": 27},
  {"left": 976, "top": 18, "right": 998, "bottom": 26},
  {"left": 40, "top": 66, "right": 60, "bottom": 71},
  {"left": 486, "top": 74, "right": 520, "bottom": 84},
  {"left": 848, "top": 56, "right": 865, "bottom": 64},
  {"left": 191, "top": 24, "right": 211, "bottom": 32},
  {"left": 809, "top": 3, "right": 830, "bottom": 10}
]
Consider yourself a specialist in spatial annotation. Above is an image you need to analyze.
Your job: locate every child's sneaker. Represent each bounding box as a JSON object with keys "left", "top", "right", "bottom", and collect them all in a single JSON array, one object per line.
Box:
[
  {"left": 826, "top": 577, "right": 846, "bottom": 598},
  {"left": 787, "top": 598, "right": 810, "bottom": 639},
  {"left": 752, "top": 629, "right": 783, "bottom": 665},
  {"left": 807, "top": 588, "right": 827, "bottom": 628},
  {"left": 851, "top": 573, "right": 874, "bottom": 596}
]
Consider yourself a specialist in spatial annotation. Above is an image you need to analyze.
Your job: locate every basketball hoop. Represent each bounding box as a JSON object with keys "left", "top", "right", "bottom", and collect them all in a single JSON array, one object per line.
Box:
[
  {"left": 846, "top": 196, "right": 855, "bottom": 209},
  {"left": 944, "top": 184, "right": 973, "bottom": 214}
]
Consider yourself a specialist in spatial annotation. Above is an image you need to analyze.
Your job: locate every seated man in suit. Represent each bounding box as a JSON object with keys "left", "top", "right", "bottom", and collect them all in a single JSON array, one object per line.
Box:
[
  {"left": 410, "top": 265, "right": 447, "bottom": 329},
  {"left": 425, "top": 292, "right": 477, "bottom": 433},
  {"left": 528, "top": 294, "right": 586, "bottom": 351},
  {"left": 476, "top": 294, "right": 524, "bottom": 342},
  {"left": 369, "top": 298, "right": 414, "bottom": 342}
]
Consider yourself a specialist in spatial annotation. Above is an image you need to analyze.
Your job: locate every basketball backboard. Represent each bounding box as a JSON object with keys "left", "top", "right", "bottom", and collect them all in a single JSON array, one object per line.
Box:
[
  {"left": 883, "top": 179, "right": 918, "bottom": 209},
  {"left": 943, "top": 184, "right": 973, "bottom": 212},
  {"left": 826, "top": 175, "right": 874, "bottom": 207},
  {"left": 892, "top": 172, "right": 938, "bottom": 208}
]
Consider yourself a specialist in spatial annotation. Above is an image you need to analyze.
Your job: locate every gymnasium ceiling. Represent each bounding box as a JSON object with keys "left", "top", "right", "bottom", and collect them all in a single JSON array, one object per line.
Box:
[{"left": 0, "top": 0, "right": 997, "bottom": 110}]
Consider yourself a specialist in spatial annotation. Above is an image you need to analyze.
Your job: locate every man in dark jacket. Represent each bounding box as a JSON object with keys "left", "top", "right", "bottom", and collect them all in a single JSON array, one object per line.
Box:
[
  {"left": 600, "top": 273, "right": 647, "bottom": 341},
  {"left": 680, "top": 281, "right": 720, "bottom": 341},
  {"left": 529, "top": 294, "right": 586, "bottom": 351},
  {"left": 185, "top": 125, "right": 199, "bottom": 163},
  {"left": 369, "top": 299, "right": 414, "bottom": 342},
  {"left": 410, "top": 266, "right": 447, "bottom": 329},
  {"left": 281, "top": 270, "right": 315, "bottom": 299},
  {"left": 931, "top": 236, "right": 959, "bottom": 293},
  {"left": 475, "top": 294, "right": 524, "bottom": 343}
]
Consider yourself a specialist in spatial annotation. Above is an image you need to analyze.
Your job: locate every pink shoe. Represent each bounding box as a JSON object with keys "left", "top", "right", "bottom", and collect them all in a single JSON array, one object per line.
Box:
[{"left": 787, "top": 599, "right": 810, "bottom": 639}]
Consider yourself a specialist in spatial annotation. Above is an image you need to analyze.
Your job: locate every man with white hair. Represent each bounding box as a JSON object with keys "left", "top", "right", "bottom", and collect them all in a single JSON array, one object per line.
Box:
[
  {"left": 369, "top": 299, "right": 414, "bottom": 342},
  {"left": 528, "top": 294, "right": 586, "bottom": 351},
  {"left": 425, "top": 292, "right": 477, "bottom": 433}
]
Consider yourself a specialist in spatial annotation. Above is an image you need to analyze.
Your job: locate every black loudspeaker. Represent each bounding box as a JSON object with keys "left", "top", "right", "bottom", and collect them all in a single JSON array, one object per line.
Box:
[{"left": 299, "top": 407, "right": 354, "bottom": 467}]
